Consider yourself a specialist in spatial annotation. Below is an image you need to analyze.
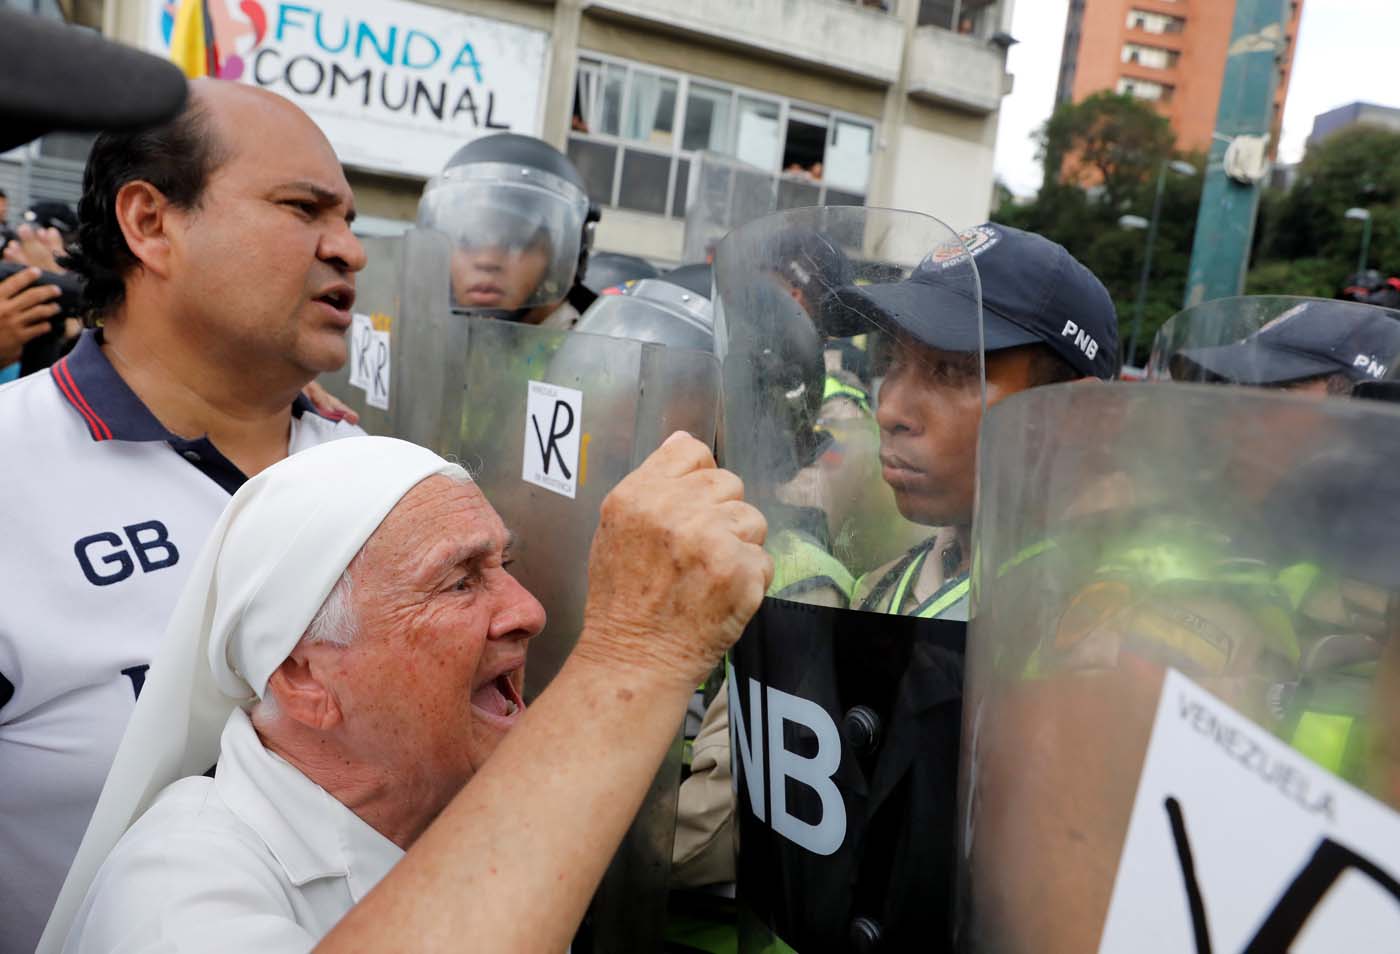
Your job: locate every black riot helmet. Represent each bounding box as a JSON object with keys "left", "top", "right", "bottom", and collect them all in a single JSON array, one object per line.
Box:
[{"left": 417, "top": 133, "right": 602, "bottom": 320}]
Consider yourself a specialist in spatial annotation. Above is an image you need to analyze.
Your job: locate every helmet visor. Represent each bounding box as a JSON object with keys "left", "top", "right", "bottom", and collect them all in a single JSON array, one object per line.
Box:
[{"left": 418, "top": 162, "right": 590, "bottom": 313}]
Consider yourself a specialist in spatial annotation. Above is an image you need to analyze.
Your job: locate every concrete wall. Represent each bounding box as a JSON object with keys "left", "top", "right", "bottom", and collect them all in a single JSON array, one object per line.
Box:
[
  {"left": 888, "top": 104, "right": 998, "bottom": 230},
  {"left": 581, "top": 0, "right": 905, "bottom": 85},
  {"left": 578, "top": 16, "right": 888, "bottom": 119},
  {"left": 907, "top": 26, "right": 1009, "bottom": 115},
  {"left": 593, "top": 208, "right": 686, "bottom": 265}
]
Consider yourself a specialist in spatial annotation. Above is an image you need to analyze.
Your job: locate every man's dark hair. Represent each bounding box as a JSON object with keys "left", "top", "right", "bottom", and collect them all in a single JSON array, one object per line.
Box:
[
  {"left": 1280, "top": 372, "right": 1355, "bottom": 396},
  {"left": 1023, "top": 343, "right": 1082, "bottom": 387},
  {"left": 0, "top": 188, "right": 7, "bottom": 199},
  {"left": 66, "top": 98, "right": 228, "bottom": 321}
]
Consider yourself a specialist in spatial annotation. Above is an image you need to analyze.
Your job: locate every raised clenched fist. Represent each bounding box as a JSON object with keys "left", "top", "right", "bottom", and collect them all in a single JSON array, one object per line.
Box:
[{"left": 578, "top": 431, "right": 772, "bottom": 689}]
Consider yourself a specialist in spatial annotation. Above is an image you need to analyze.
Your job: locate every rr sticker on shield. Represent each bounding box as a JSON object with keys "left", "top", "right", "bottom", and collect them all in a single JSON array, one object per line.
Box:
[
  {"left": 523, "top": 380, "right": 583, "bottom": 499},
  {"left": 348, "top": 313, "right": 373, "bottom": 390},
  {"left": 365, "top": 329, "right": 392, "bottom": 411}
]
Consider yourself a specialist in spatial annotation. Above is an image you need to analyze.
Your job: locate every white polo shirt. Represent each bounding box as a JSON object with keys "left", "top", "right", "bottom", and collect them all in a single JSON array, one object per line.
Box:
[
  {"left": 61, "top": 709, "right": 403, "bottom": 954},
  {"left": 0, "top": 331, "right": 360, "bottom": 954}
]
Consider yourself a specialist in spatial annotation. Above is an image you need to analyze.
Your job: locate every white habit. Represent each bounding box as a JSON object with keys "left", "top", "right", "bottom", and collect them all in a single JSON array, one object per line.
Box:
[{"left": 62, "top": 709, "right": 403, "bottom": 953}]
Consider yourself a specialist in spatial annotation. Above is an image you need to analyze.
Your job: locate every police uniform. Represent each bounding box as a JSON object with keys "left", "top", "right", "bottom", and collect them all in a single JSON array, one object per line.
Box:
[
  {"left": 716, "top": 222, "right": 1122, "bottom": 953},
  {"left": 0, "top": 331, "right": 358, "bottom": 954},
  {"left": 854, "top": 527, "right": 969, "bottom": 621},
  {"left": 1157, "top": 300, "right": 1400, "bottom": 783}
]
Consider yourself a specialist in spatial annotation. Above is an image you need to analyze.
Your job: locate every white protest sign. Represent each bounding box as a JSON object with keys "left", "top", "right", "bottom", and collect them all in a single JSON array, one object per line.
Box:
[
  {"left": 347, "top": 312, "right": 373, "bottom": 390},
  {"left": 365, "top": 329, "right": 392, "bottom": 410},
  {"left": 522, "top": 380, "right": 583, "bottom": 499},
  {"left": 144, "top": 0, "right": 547, "bottom": 178},
  {"left": 1098, "top": 669, "right": 1400, "bottom": 953}
]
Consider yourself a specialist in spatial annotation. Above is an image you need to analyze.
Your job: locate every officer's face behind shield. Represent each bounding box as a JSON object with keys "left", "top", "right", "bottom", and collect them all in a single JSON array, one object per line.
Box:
[
  {"left": 870, "top": 332, "right": 985, "bottom": 528},
  {"left": 714, "top": 206, "right": 985, "bottom": 586},
  {"left": 448, "top": 211, "right": 553, "bottom": 312},
  {"left": 961, "top": 383, "right": 1400, "bottom": 954},
  {"left": 417, "top": 161, "right": 589, "bottom": 315},
  {"left": 1148, "top": 296, "right": 1400, "bottom": 501}
]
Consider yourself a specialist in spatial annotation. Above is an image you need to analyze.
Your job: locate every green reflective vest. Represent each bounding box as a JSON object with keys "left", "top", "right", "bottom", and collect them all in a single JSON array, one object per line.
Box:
[
  {"left": 768, "top": 529, "right": 855, "bottom": 605},
  {"left": 821, "top": 375, "right": 872, "bottom": 416}
]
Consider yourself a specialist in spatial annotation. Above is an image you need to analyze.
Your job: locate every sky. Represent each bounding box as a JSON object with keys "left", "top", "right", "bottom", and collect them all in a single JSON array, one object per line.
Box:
[{"left": 993, "top": 0, "right": 1400, "bottom": 197}]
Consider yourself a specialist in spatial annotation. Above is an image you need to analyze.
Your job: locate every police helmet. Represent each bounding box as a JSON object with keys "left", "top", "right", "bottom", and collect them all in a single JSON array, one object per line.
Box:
[
  {"left": 581, "top": 252, "right": 659, "bottom": 296},
  {"left": 575, "top": 278, "right": 714, "bottom": 353},
  {"left": 418, "top": 134, "right": 601, "bottom": 315}
]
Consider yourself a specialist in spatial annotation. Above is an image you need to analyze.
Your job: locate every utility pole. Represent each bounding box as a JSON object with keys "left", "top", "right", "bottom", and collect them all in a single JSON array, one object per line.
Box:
[{"left": 1183, "top": 0, "right": 1290, "bottom": 307}]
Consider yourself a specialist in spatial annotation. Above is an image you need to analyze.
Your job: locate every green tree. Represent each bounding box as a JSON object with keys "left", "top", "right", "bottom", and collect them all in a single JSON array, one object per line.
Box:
[
  {"left": 1040, "top": 91, "right": 1176, "bottom": 212},
  {"left": 1255, "top": 126, "right": 1400, "bottom": 282},
  {"left": 995, "top": 94, "right": 1198, "bottom": 366}
]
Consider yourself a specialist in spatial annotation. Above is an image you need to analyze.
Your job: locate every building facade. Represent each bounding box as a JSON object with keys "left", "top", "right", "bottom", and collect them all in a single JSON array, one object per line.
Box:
[
  {"left": 1055, "top": 0, "right": 1302, "bottom": 156},
  {"left": 14, "top": 0, "right": 1016, "bottom": 265},
  {"left": 1308, "top": 101, "right": 1400, "bottom": 150}
]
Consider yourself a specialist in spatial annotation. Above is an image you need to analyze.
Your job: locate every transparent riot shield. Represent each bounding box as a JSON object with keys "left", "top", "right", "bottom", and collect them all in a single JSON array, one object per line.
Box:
[
  {"left": 316, "top": 235, "right": 406, "bottom": 434},
  {"left": 713, "top": 207, "right": 983, "bottom": 953},
  {"left": 961, "top": 382, "right": 1400, "bottom": 953},
  {"left": 682, "top": 152, "right": 780, "bottom": 264},
  {"left": 1147, "top": 295, "right": 1400, "bottom": 387},
  {"left": 314, "top": 229, "right": 456, "bottom": 445},
  {"left": 438, "top": 309, "right": 719, "bottom": 954}
]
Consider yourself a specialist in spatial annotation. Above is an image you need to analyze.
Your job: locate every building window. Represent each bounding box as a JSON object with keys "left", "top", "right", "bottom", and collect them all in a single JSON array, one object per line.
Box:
[
  {"left": 918, "top": 0, "right": 1002, "bottom": 37},
  {"left": 1127, "top": 10, "right": 1185, "bottom": 35},
  {"left": 837, "top": 0, "right": 897, "bottom": 13},
  {"left": 1121, "top": 43, "right": 1179, "bottom": 70},
  {"left": 570, "top": 54, "right": 876, "bottom": 219},
  {"left": 1117, "top": 77, "right": 1174, "bottom": 104}
]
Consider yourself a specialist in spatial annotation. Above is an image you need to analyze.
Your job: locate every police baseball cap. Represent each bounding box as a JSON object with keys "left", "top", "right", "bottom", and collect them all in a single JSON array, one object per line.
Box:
[
  {"left": 1170, "top": 300, "right": 1400, "bottom": 386},
  {"left": 0, "top": 10, "right": 188, "bottom": 152},
  {"left": 834, "top": 223, "right": 1120, "bottom": 380}
]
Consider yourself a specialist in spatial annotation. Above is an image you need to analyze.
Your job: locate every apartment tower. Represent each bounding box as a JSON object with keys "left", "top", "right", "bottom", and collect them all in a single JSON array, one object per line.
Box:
[{"left": 1056, "top": 0, "right": 1303, "bottom": 155}]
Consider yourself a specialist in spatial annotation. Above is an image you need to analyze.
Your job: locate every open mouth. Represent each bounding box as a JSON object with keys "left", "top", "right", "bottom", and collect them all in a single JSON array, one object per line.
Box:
[
  {"left": 470, "top": 668, "right": 525, "bottom": 728},
  {"left": 314, "top": 285, "right": 356, "bottom": 314}
]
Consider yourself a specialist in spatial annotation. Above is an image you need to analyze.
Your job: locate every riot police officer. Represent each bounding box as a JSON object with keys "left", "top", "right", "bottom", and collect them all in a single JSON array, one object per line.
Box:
[
  {"left": 851, "top": 223, "right": 1120, "bottom": 620},
  {"left": 959, "top": 295, "right": 1400, "bottom": 953},
  {"left": 1152, "top": 295, "right": 1400, "bottom": 395},
  {"left": 416, "top": 133, "right": 600, "bottom": 327},
  {"left": 682, "top": 217, "right": 1121, "bottom": 954},
  {"left": 706, "top": 208, "right": 1004, "bottom": 954}
]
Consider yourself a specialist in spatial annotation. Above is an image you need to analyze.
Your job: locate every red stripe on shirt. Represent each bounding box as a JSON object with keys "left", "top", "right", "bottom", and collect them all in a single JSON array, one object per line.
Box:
[{"left": 53, "top": 358, "right": 113, "bottom": 441}]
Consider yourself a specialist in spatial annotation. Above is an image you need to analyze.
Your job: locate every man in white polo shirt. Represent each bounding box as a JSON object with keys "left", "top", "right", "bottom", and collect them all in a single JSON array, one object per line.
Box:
[{"left": 0, "top": 77, "right": 364, "bottom": 953}]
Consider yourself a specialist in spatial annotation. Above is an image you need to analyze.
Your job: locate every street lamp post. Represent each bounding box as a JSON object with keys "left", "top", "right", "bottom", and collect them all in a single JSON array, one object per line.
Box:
[
  {"left": 1346, "top": 207, "right": 1373, "bottom": 275},
  {"left": 1124, "top": 159, "right": 1197, "bottom": 366}
]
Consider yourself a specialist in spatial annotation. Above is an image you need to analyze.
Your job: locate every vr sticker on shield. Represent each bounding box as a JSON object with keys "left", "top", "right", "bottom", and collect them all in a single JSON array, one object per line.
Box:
[{"left": 523, "top": 380, "right": 584, "bottom": 499}]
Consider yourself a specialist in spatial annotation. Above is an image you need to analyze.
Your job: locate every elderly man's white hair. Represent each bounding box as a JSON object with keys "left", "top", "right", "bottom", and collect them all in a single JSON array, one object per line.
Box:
[{"left": 41, "top": 437, "right": 470, "bottom": 953}]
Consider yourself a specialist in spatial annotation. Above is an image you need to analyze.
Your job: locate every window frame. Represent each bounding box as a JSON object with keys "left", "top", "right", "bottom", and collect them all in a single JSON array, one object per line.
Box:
[{"left": 570, "top": 50, "right": 879, "bottom": 220}]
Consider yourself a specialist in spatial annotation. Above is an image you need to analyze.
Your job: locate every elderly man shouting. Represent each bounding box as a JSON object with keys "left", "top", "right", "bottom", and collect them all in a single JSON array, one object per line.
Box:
[{"left": 42, "top": 432, "right": 770, "bottom": 954}]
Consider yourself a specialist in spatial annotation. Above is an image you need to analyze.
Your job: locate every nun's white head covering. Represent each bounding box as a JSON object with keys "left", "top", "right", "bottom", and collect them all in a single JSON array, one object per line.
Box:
[{"left": 38, "top": 436, "right": 467, "bottom": 953}]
